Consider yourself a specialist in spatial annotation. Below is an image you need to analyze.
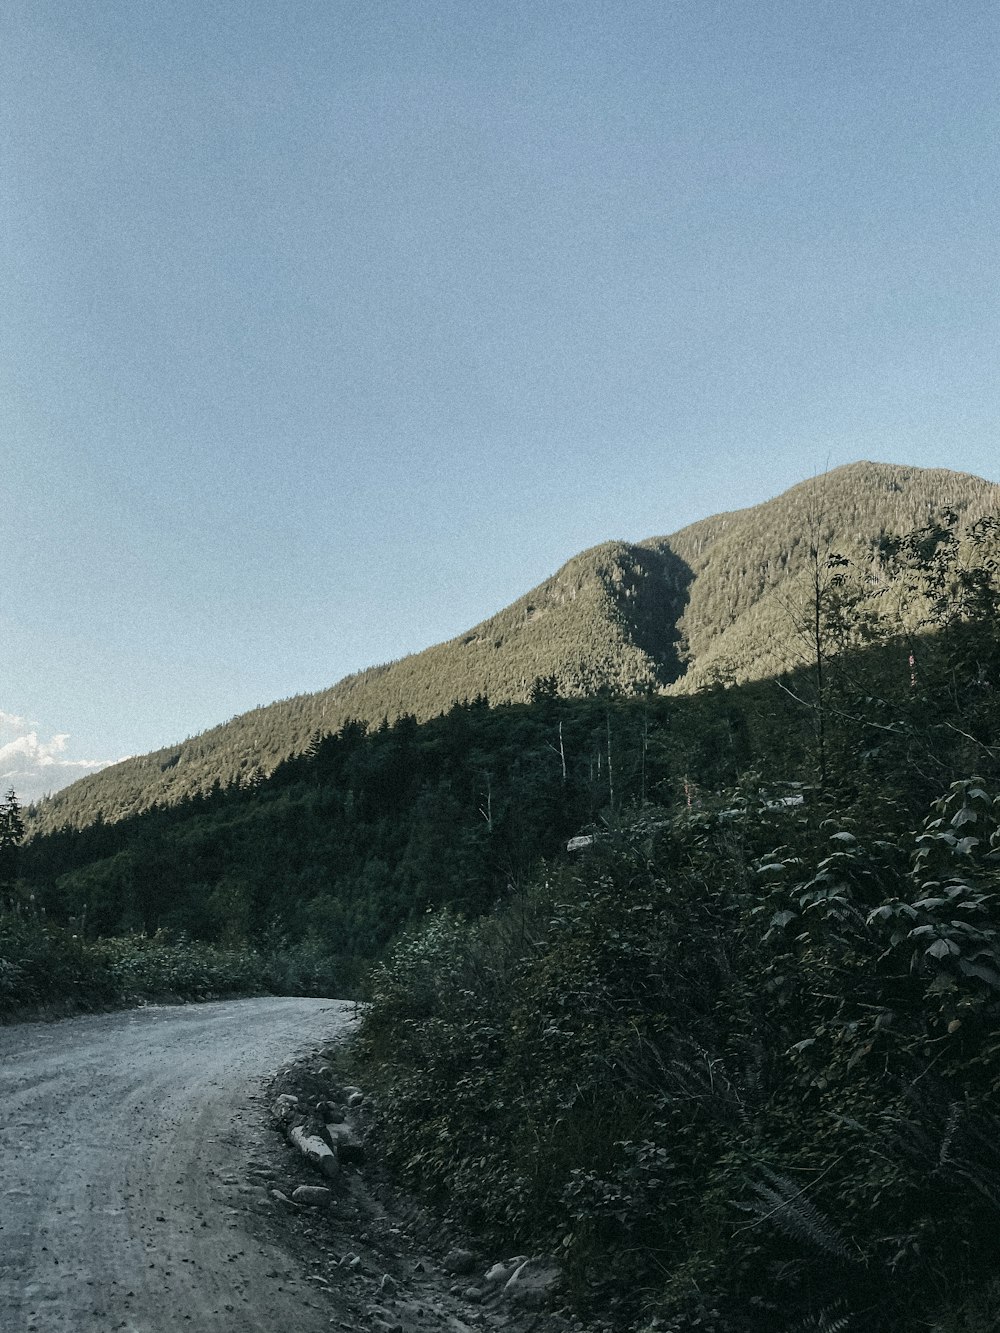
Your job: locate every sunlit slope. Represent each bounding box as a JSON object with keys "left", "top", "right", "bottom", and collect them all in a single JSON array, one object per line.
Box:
[
  {"left": 648, "top": 461, "right": 999, "bottom": 690},
  {"left": 33, "top": 541, "right": 688, "bottom": 831},
  {"left": 32, "top": 461, "right": 998, "bottom": 832}
]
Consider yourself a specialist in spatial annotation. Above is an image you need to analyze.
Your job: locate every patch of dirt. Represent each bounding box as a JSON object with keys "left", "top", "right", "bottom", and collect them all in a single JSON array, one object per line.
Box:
[{"left": 253, "top": 1048, "right": 600, "bottom": 1333}]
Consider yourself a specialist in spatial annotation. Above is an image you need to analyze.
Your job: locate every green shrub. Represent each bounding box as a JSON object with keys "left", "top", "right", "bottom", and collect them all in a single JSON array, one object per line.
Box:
[
  {"left": 90, "top": 932, "right": 266, "bottom": 1000},
  {"left": 0, "top": 907, "right": 362, "bottom": 1018},
  {"left": 0, "top": 914, "right": 267, "bottom": 1013},
  {"left": 260, "top": 930, "right": 362, "bottom": 998},
  {"left": 0, "top": 912, "right": 117, "bottom": 1011},
  {"left": 359, "top": 787, "right": 1000, "bottom": 1330}
]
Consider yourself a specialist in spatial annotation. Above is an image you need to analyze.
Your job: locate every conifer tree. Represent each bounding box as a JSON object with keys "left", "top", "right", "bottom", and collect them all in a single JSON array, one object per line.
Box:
[{"left": 0, "top": 786, "right": 25, "bottom": 894}]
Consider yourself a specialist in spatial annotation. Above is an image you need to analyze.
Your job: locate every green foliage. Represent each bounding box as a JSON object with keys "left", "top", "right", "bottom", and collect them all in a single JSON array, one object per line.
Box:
[
  {"left": 0, "top": 912, "right": 265, "bottom": 1014},
  {"left": 259, "top": 927, "right": 365, "bottom": 998},
  {"left": 89, "top": 932, "right": 266, "bottom": 1001},
  {"left": 359, "top": 774, "right": 1000, "bottom": 1329},
  {"left": 0, "top": 910, "right": 118, "bottom": 1011},
  {"left": 0, "top": 911, "right": 361, "bottom": 1015},
  {"left": 0, "top": 787, "right": 25, "bottom": 893}
]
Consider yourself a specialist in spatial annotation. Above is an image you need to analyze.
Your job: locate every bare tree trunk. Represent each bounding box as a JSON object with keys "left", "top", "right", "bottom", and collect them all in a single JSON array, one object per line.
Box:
[{"left": 478, "top": 775, "right": 493, "bottom": 832}]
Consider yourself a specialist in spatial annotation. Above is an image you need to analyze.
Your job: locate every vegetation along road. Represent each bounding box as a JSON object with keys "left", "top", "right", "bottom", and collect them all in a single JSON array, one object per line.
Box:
[{"left": 0, "top": 998, "right": 355, "bottom": 1332}]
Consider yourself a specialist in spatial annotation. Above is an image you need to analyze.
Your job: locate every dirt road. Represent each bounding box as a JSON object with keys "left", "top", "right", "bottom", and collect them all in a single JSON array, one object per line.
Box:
[{"left": 0, "top": 997, "right": 356, "bottom": 1332}]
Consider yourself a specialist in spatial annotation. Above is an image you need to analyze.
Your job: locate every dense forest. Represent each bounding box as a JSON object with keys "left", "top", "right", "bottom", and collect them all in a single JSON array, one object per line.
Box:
[
  {"left": 28, "top": 461, "right": 998, "bottom": 835},
  {"left": 4, "top": 466, "right": 1000, "bottom": 1329},
  {"left": 15, "top": 681, "right": 803, "bottom": 998}
]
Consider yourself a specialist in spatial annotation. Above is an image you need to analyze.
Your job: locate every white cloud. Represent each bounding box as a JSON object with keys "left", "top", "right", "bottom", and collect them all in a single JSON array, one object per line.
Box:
[{"left": 0, "top": 712, "right": 117, "bottom": 805}]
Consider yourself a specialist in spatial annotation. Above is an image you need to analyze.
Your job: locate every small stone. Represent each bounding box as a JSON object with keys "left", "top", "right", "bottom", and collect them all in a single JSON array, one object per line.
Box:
[
  {"left": 443, "top": 1247, "right": 476, "bottom": 1276},
  {"left": 291, "top": 1185, "right": 332, "bottom": 1207},
  {"left": 379, "top": 1274, "right": 397, "bottom": 1294},
  {"left": 463, "top": 1286, "right": 485, "bottom": 1303},
  {"left": 323, "top": 1122, "right": 366, "bottom": 1165},
  {"left": 484, "top": 1258, "right": 525, "bottom": 1285},
  {"left": 502, "top": 1258, "right": 561, "bottom": 1308},
  {"left": 346, "top": 1090, "right": 365, "bottom": 1109}
]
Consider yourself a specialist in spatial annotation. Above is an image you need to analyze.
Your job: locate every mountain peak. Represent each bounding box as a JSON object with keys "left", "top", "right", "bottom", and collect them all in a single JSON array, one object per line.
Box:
[{"left": 32, "top": 461, "right": 999, "bottom": 831}]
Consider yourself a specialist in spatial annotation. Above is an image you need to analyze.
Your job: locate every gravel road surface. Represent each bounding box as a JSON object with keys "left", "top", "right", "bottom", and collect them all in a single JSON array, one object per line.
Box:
[{"left": 0, "top": 997, "right": 356, "bottom": 1332}]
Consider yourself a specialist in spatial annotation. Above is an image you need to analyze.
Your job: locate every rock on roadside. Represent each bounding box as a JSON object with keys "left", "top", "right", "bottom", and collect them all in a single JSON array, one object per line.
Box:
[
  {"left": 287, "top": 1124, "right": 340, "bottom": 1179},
  {"left": 321, "top": 1120, "right": 367, "bottom": 1166},
  {"left": 291, "top": 1184, "right": 332, "bottom": 1207},
  {"left": 442, "top": 1246, "right": 475, "bottom": 1276},
  {"left": 502, "top": 1258, "right": 562, "bottom": 1308}
]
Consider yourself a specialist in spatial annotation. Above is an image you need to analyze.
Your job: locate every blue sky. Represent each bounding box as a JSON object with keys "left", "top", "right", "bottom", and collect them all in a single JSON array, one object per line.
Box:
[{"left": 2, "top": 1, "right": 999, "bottom": 801}]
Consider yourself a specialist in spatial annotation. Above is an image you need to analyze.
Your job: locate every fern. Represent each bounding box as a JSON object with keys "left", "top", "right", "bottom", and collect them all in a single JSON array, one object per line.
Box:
[
  {"left": 884, "top": 1088, "right": 1000, "bottom": 1212},
  {"left": 785, "top": 1299, "right": 855, "bottom": 1332},
  {"left": 738, "top": 1167, "right": 856, "bottom": 1262}
]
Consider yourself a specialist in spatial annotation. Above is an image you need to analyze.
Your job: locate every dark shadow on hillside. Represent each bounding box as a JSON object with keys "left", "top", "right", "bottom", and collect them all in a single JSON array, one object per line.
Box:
[{"left": 619, "top": 543, "right": 694, "bottom": 685}]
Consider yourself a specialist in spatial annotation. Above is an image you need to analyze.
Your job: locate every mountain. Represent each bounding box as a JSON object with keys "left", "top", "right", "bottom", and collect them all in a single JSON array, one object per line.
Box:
[
  {"left": 651, "top": 460, "right": 1000, "bottom": 690},
  {"left": 30, "top": 461, "right": 999, "bottom": 833}
]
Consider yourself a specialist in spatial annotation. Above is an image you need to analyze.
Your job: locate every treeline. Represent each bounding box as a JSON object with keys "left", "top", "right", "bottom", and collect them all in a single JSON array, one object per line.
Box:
[{"left": 29, "top": 540, "right": 684, "bottom": 835}]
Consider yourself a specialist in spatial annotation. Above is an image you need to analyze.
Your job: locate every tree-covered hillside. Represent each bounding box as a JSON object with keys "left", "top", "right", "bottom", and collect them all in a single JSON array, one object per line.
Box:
[
  {"left": 29, "top": 461, "right": 998, "bottom": 834},
  {"left": 656, "top": 461, "right": 999, "bottom": 689},
  {"left": 17, "top": 502, "right": 1000, "bottom": 974},
  {"left": 353, "top": 505, "right": 1000, "bottom": 1333},
  {"left": 29, "top": 541, "right": 689, "bottom": 833},
  {"left": 17, "top": 688, "right": 763, "bottom": 971}
]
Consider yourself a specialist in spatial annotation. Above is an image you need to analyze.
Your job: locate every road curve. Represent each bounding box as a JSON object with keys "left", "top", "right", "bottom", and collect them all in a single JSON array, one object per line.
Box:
[{"left": 0, "top": 997, "right": 356, "bottom": 1332}]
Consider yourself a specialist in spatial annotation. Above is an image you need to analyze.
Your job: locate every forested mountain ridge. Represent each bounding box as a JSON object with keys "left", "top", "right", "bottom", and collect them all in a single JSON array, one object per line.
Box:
[
  {"left": 652, "top": 460, "right": 1000, "bottom": 689},
  {"left": 30, "top": 540, "right": 689, "bottom": 832},
  {"left": 31, "top": 461, "right": 998, "bottom": 833}
]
